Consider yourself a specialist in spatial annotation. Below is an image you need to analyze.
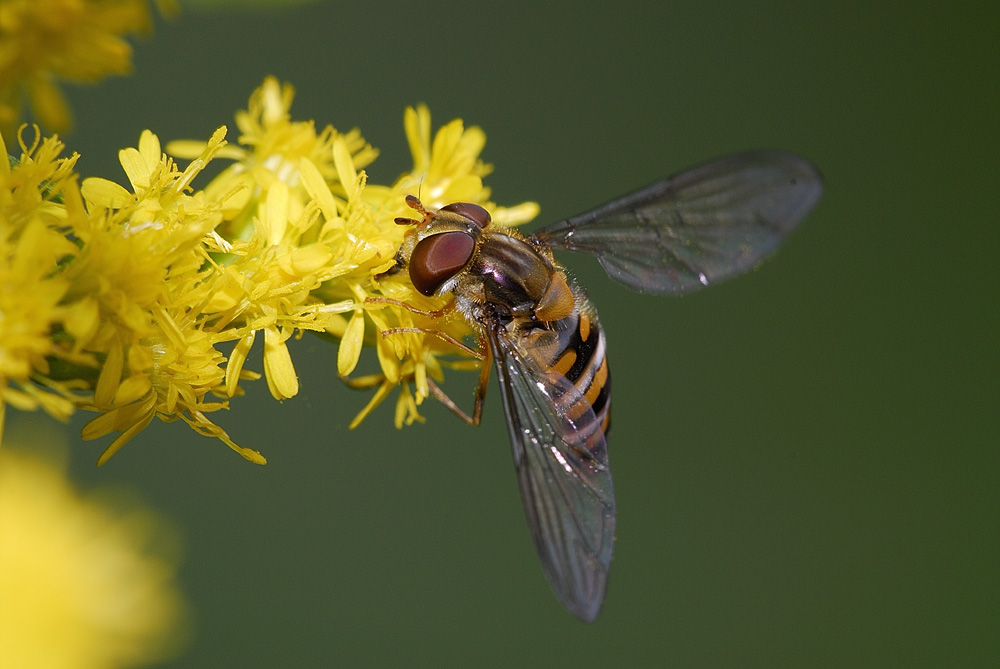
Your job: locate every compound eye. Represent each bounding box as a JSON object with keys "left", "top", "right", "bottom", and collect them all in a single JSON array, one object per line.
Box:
[
  {"left": 440, "top": 202, "right": 491, "bottom": 228},
  {"left": 409, "top": 231, "right": 476, "bottom": 296}
]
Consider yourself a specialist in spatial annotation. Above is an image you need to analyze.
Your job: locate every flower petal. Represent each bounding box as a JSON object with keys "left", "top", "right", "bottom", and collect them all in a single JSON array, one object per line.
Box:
[
  {"left": 299, "top": 157, "right": 337, "bottom": 220},
  {"left": 337, "top": 310, "right": 365, "bottom": 377},
  {"left": 118, "top": 146, "right": 151, "bottom": 191},
  {"left": 95, "top": 335, "right": 124, "bottom": 406},
  {"left": 226, "top": 332, "right": 256, "bottom": 397},
  {"left": 333, "top": 138, "right": 358, "bottom": 199},
  {"left": 263, "top": 327, "right": 298, "bottom": 400},
  {"left": 81, "top": 177, "right": 134, "bottom": 209}
]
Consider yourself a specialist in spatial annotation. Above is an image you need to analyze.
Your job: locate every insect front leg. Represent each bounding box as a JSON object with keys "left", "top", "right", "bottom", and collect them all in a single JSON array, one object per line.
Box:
[{"left": 364, "top": 295, "right": 457, "bottom": 320}]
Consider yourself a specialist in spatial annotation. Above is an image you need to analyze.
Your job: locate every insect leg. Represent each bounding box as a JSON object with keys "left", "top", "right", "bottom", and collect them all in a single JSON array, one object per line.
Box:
[
  {"left": 364, "top": 295, "right": 491, "bottom": 427},
  {"left": 363, "top": 296, "right": 457, "bottom": 320},
  {"left": 379, "top": 327, "right": 482, "bottom": 359},
  {"left": 425, "top": 334, "right": 492, "bottom": 426}
]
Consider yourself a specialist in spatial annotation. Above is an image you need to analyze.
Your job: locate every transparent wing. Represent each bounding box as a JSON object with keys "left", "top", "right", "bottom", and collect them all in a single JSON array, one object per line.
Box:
[
  {"left": 487, "top": 326, "right": 615, "bottom": 622},
  {"left": 533, "top": 150, "right": 823, "bottom": 294}
]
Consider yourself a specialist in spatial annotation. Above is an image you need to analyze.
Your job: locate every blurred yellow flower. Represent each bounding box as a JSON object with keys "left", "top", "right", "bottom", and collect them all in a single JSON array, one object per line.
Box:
[
  {"left": 0, "top": 0, "right": 174, "bottom": 137},
  {"left": 0, "top": 443, "right": 187, "bottom": 667}
]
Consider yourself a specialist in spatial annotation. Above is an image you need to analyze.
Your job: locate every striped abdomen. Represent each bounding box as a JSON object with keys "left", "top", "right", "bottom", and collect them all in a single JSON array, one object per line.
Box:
[{"left": 519, "top": 290, "right": 612, "bottom": 453}]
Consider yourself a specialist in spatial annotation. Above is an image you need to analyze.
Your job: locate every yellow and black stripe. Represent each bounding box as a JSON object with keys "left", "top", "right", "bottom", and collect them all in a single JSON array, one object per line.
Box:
[{"left": 533, "top": 294, "right": 612, "bottom": 454}]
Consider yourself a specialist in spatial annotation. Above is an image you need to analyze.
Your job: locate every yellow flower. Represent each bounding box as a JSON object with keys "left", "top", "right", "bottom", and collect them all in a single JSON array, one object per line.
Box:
[
  {"left": 0, "top": 0, "right": 174, "bottom": 137},
  {"left": 166, "top": 76, "right": 378, "bottom": 241},
  {"left": 0, "top": 441, "right": 187, "bottom": 667},
  {"left": 0, "top": 127, "right": 91, "bottom": 436},
  {"left": 312, "top": 103, "right": 539, "bottom": 428},
  {"left": 171, "top": 80, "right": 541, "bottom": 433},
  {"left": 171, "top": 79, "right": 541, "bottom": 430},
  {"left": 1, "top": 76, "right": 541, "bottom": 463},
  {"left": 74, "top": 126, "right": 266, "bottom": 464},
  {"left": 165, "top": 78, "right": 387, "bottom": 413}
]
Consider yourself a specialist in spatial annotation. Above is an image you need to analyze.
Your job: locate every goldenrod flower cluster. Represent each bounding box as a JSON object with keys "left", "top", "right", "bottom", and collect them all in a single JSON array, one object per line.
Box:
[{"left": 0, "top": 76, "right": 539, "bottom": 464}]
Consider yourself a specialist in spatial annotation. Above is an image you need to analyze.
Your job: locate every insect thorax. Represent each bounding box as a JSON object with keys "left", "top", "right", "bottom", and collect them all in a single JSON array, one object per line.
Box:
[{"left": 465, "top": 232, "right": 560, "bottom": 317}]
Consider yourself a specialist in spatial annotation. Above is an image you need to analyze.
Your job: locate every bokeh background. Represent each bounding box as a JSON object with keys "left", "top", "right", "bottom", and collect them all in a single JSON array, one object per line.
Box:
[{"left": 8, "top": 1, "right": 995, "bottom": 665}]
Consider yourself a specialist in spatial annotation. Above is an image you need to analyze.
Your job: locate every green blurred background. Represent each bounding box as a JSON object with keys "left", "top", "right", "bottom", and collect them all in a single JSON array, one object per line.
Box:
[{"left": 10, "top": 1, "right": 997, "bottom": 665}]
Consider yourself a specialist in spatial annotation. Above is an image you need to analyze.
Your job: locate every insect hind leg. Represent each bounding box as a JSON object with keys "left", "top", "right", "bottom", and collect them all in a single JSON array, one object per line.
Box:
[
  {"left": 426, "top": 341, "right": 492, "bottom": 426},
  {"left": 364, "top": 295, "right": 490, "bottom": 426}
]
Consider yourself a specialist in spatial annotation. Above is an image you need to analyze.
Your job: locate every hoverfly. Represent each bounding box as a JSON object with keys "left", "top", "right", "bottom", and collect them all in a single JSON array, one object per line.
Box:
[{"left": 380, "top": 151, "right": 823, "bottom": 622}]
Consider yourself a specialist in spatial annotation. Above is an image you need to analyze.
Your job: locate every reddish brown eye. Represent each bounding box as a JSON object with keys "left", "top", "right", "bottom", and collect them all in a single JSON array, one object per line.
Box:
[
  {"left": 440, "top": 202, "right": 491, "bottom": 228},
  {"left": 409, "top": 231, "right": 476, "bottom": 296}
]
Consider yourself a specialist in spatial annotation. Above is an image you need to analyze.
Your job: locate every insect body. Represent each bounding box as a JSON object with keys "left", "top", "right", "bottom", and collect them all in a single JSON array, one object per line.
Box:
[{"left": 389, "top": 151, "right": 823, "bottom": 622}]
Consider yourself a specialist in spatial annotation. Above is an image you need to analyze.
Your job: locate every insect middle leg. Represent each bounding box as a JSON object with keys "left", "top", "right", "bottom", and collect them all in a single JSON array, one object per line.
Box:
[{"left": 378, "top": 326, "right": 481, "bottom": 359}]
